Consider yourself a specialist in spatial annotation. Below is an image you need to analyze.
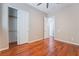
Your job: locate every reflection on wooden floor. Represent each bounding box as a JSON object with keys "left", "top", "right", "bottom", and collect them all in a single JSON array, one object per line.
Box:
[{"left": 0, "top": 38, "right": 79, "bottom": 56}]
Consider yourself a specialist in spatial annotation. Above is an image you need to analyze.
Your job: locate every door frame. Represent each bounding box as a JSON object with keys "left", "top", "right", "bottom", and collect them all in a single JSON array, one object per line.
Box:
[{"left": 44, "top": 16, "right": 55, "bottom": 39}]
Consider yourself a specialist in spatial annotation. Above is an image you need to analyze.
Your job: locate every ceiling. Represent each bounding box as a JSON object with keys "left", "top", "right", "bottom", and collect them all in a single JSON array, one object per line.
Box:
[{"left": 27, "top": 3, "right": 72, "bottom": 15}]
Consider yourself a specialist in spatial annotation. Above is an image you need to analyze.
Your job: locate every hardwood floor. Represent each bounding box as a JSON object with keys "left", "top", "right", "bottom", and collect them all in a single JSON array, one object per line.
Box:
[{"left": 0, "top": 38, "right": 79, "bottom": 56}]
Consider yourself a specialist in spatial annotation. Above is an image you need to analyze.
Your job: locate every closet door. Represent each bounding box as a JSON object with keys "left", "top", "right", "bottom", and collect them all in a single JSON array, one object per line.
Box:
[{"left": 17, "top": 9, "right": 29, "bottom": 45}]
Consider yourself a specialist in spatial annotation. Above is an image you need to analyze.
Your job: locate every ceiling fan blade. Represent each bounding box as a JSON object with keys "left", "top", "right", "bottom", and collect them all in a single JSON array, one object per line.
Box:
[
  {"left": 37, "top": 3, "right": 42, "bottom": 6},
  {"left": 46, "top": 3, "right": 49, "bottom": 8}
]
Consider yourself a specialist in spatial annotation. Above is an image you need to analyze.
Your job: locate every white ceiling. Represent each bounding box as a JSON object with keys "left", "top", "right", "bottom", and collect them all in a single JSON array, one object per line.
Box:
[{"left": 27, "top": 3, "right": 72, "bottom": 15}]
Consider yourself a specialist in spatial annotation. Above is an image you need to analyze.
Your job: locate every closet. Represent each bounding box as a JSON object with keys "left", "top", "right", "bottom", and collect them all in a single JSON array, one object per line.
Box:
[
  {"left": 8, "top": 7, "right": 29, "bottom": 48},
  {"left": 8, "top": 7, "right": 17, "bottom": 48}
]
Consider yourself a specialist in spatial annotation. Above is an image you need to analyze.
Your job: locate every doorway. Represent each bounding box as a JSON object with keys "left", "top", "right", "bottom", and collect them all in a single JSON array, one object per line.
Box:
[
  {"left": 44, "top": 16, "right": 55, "bottom": 39},
  {"left": 48, "top": 16, "right": 55, "bottom": 38},
  {"left": 8, "top": 7, "right": 17, "bottom": 48}
]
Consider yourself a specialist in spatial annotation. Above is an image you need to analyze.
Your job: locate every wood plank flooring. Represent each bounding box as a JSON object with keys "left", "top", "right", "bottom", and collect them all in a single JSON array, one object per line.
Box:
[{"left": 0, "top": 38, "right": 79, "bottom": 56}]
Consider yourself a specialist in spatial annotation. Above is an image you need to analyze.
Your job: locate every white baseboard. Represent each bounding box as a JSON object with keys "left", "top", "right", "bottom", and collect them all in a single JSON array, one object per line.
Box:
[
  {"left": 0, "top": 47, "right": 9, "bottom": 51},
  {"left": 28, "top": 38, "right": 43, "bottom": 43},
  {"left": 55, "top": 39, "right": 79, "bottom": 46}
]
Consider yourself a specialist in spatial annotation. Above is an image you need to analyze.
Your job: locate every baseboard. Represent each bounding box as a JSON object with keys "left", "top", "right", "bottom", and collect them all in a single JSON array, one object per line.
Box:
[
  {"left": 0, "top": 47, "right": 9, "bottom": 51},
  {"left": 28, "top": 38, "right": 43, "bottom": 43},
  {"left": 55, "top": 38, "right": 79, "bottom": 46}
]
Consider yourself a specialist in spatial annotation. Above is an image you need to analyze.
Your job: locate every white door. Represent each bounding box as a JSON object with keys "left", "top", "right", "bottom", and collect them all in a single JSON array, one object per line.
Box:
[{"left": 17, "top": 9, "right": 29, "bottom": 45}]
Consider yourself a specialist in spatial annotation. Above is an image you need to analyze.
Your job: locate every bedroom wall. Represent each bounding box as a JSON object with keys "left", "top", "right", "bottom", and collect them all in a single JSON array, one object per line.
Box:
[
  {"left": 0, "top": 4, "right": 9, "bottom": 51},
  {"left": 55, "top": 4, "right": 79, "bottom": 45}
]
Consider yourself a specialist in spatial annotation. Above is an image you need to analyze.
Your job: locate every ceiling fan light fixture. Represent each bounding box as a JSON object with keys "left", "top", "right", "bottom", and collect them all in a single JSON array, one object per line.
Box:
[
  {"left": 37, "top": 3, "right": 49, "bottom": 8},
  {"left": 37, "top": 3, "right": 42, "bottom": 6}
]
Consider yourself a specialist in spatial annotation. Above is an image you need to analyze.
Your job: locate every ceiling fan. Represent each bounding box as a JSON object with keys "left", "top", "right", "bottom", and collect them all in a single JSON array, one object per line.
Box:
[{"left": 37, "top": 3, "right": 49, "bottom": 8}]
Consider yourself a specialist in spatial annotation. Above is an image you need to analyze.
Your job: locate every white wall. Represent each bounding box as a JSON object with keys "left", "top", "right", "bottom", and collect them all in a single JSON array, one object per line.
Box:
[
  {"left": 0, "top": 4, "right": 9, "bottom": 51},
  {"left": 0, "top": 3, "right": 47, "bottom": 51},
  {"left": 55, "top": 4, "right": 79, "bottom": 45}
]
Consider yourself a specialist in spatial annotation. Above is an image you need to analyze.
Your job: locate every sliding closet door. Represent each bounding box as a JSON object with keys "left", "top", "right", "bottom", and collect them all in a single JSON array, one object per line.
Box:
[{"left": 17, "top": 9, "right": 29, "bottom": 45}]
